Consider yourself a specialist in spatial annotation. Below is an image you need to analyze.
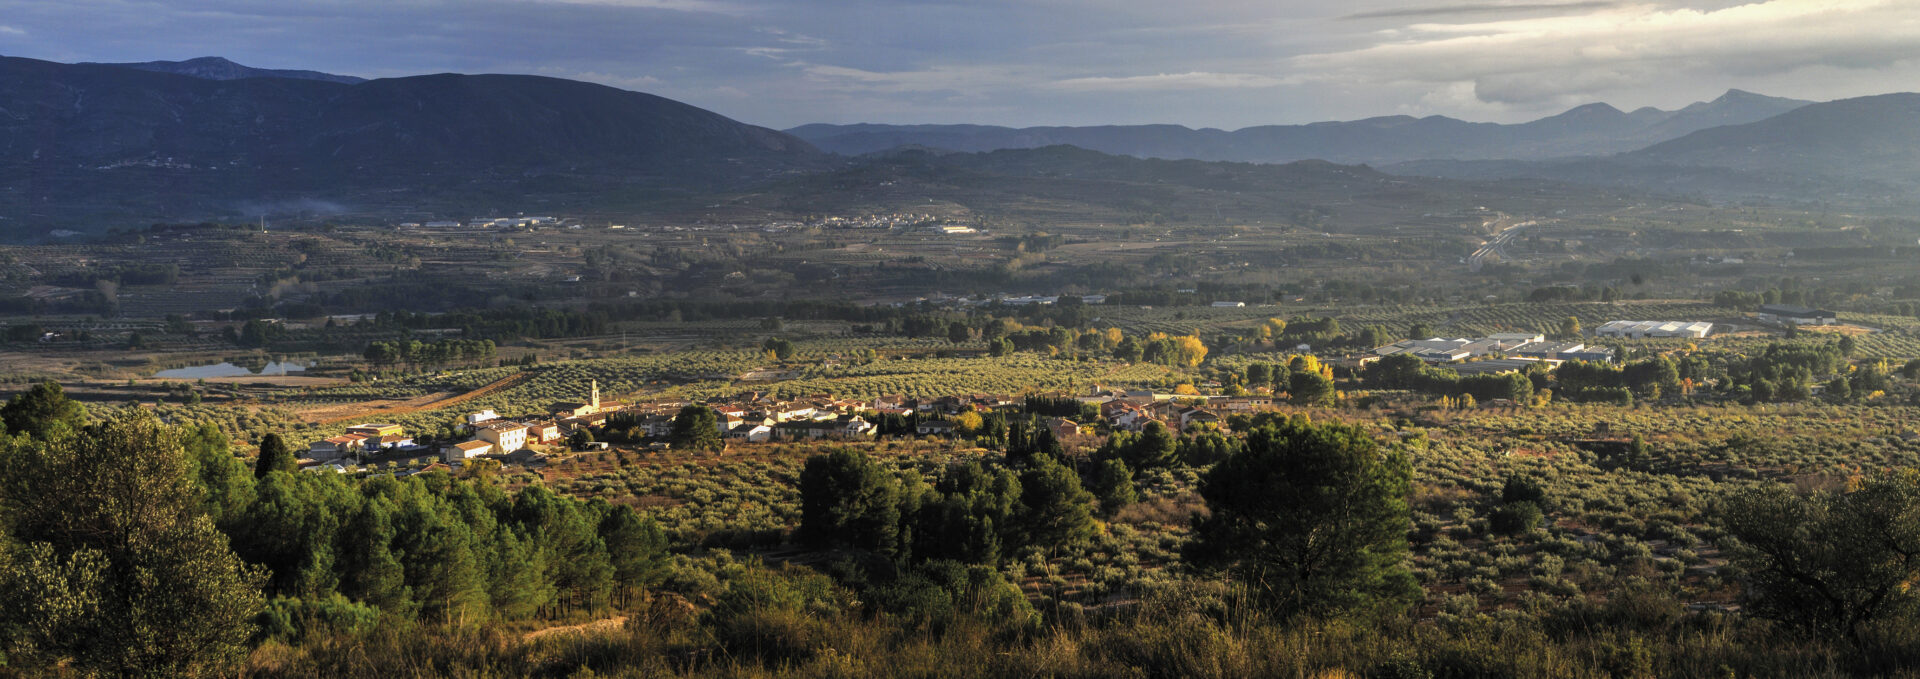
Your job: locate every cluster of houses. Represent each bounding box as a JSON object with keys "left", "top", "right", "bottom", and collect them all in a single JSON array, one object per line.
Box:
[
  {"left": 300, "top": 376, "right": 1309, "bottom": 474},
  {"left": 1074, "top": 387, "right": 1275, "bottom": 433},
  {"left": 308, "top": 422, "right": 426, "bottom": 461},
  {"left": 1372, "top": 332, "right": 1616, "bottom": 365}
]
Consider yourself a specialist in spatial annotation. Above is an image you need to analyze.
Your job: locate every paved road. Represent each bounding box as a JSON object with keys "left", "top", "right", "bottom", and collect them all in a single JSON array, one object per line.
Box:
[{"left": 1468, "top": 218, "right": 1535, "bottom": 272}]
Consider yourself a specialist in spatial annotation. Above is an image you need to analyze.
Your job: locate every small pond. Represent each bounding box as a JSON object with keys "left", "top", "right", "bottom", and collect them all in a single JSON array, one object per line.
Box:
[{"left": 155, "top": 361, "right": 312, "bottom": 379}]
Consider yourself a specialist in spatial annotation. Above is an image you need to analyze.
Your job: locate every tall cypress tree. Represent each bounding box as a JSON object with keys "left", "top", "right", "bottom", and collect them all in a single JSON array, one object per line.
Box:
[{"left": 254, "top": 433, "right": 296, "bottom": 478}]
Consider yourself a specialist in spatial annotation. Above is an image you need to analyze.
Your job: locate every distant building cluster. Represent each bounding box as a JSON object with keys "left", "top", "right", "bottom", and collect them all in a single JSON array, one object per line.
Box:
[
  {"left": 1373, "top": 332, "right": 1615, "bottom": 364},
  {"left": 810, "top": 213, "right": 972, "bottom": 232},
  {"left": 985, "top": 294, "right": 1108, "bottom": 306},
  {"left": 401, "top": 215, "right": 559, "bottom": 229},
  {"left": 295, "top": 375, "right": 1313, "bottom": 476},
  {"left": 1594, "top": 320, "right": 1713, "bottom": 339},
  {"left": 1756, "top": 304, "right": 1838, "bottom": 326}
]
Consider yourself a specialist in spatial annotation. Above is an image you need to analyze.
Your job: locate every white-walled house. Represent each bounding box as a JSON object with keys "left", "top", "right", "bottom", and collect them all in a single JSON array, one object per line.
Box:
[
  {"left": 443, "top": 440, "right": 493, "bottom": 462},
  {"left": 475, "top": 421, "right": 529, "bottom": 453}
]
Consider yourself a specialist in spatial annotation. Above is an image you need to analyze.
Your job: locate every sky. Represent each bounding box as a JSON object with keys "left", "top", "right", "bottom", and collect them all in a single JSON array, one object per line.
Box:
[{"left": 3, "top": 0, "right": 1919, "bottom": 130}]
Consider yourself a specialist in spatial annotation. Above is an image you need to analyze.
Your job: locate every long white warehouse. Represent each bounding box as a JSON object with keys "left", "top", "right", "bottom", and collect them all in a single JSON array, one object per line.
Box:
[{"left": 1594, "top": 320, "right": 1712, "bottom": 339}]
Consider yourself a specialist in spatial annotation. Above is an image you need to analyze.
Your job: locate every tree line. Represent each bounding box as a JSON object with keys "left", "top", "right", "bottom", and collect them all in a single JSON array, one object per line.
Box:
[
  {"left": 362, "top": 338, "right": 499, "bottom": 367},
  {"left": 0, "top": 382, "right": 667, "bottom": 676}
]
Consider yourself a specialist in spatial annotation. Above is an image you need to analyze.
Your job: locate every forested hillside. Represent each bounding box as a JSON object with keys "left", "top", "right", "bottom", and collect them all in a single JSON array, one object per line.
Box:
[{"left": 5, "top": 377, "right": 1920, "bottom": 677}]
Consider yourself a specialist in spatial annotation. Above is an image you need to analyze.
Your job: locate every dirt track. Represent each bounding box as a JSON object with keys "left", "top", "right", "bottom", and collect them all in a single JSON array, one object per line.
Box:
[{"left": 312, "top": 371, "right": 532, "bottom": 424}]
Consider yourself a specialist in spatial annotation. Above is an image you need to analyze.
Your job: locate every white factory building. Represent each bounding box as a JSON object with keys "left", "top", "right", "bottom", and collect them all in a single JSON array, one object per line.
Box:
[{"left": 1594, "top": 320, "right": 1713, "bottom": 339}]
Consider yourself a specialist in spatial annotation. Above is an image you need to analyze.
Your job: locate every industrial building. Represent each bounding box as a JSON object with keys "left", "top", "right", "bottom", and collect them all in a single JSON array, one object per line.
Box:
[{"left": 1594, "top": 320, "right": 1713, "bottom": 339}]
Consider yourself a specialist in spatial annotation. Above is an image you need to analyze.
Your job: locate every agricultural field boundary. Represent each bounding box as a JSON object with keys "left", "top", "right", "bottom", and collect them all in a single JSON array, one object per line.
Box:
[{"left": 316, "top": 371, "right": 531, "bottom": 425}]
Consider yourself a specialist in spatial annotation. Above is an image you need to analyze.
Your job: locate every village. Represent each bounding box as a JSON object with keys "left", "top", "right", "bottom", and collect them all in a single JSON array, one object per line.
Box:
[
  {"left": 295, "top": 302, "right": 1859, "bottom": 475},
  {"left": 298, "top": 377, "right": 1287, "bottom": 475}
]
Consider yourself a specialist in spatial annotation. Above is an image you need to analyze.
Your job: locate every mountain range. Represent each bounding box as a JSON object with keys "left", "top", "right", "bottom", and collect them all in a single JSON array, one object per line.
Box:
[
  {"left": 1389, "top": 93, "right": 1920, "bottom": 206},
  {"left": 788, "top": 89, "right": 1811, "bottom": 165},
  {"left": 85, "top": 56, "right": 368, "bottom": 85},
  {"left": 4, "top": 54, "right": 1920, "bottom": 238},
  {"left": 0, "top": 55, "right": 825, "bottom": 234}
]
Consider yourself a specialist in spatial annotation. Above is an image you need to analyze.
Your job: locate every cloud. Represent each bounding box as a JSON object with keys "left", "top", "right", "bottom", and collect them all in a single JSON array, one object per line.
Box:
[
  {"left": 561, "top": 70, "right": 664, "bottom": 91},
  {"left": 531, "top": 0, "right": 740, "bottom": 14},
  {"left": 0, "top": 25, "right": 24, "bottom": 35},
  {"left": 1296, "top": 0, "right": 1920, "bottom": 107},
  {"left": 1342, "top": 1, "right": 1621, "bottom": 21},
  {"left": 797, "top": 63, "right": 1035, "bottom": 95},
  {"left": 1053, "top": 71, "right": 1290, "bottom": 92}
]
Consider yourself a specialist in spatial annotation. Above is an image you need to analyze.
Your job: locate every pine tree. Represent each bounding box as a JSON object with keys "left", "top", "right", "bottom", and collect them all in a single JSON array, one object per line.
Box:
[
  {"left": 1121, "top": 421, "right": 1179, "bottom": 470},
  {"left": 181, "top": 422, "right": 253, "bottom": 523},
  {"left": 394, "top": 502, "right": 486, "bottom": 625},
  {"left": 1187, "top": 419, "right": 1419, "bottom": 617},
  {"left": 1015, "top": 458, "right": 1096, "bottom": 553},
  {"left": 798, "top": 449, "right": 902, "bottom": 556},
  {"left": 1560, "top": 316, "right": 1582, "bottom": 339},
  {"left": 0, "top": 381, "right": 86, "bottom": 440},
  {"left": 337, "top": 500, "right": 414, "bottom": 617},
  {"left": 513, "top": 486, "right": 615, "bottom": 613},
  {"left": 598, "top": 505, "right": 669, "bottom": 606},
  {"left": 482, "top": 526, "right": 553, "bottom": 620},
  {"left": 669, "top": 405, "right": 723, "bottom": 452},
  {"left": 1084, "top": 458, "right": 1137, "bottom": 517}
]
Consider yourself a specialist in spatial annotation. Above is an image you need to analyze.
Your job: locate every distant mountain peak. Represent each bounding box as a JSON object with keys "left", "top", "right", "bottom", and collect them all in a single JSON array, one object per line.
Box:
[
  {"left": 89, "top": 56, "right": 367, "bottom": 84},
  {"left": 1557, "top": 102, "right": 1627, "bottom": 117}
]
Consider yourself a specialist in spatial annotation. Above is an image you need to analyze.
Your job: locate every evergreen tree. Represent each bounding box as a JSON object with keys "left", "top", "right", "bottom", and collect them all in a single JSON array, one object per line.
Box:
[
  {"left": 181, "top": 422, "right": 253, "bottom": 523},
  {"left": 1718, "top": 472, "right": 1920, "bottom": 640},
  {"left": 798, "top": 449, "right": 902, "bottom": 557},
  {"left": 393, "top": 500, "right": 486, "bottom": 625},
  {"left": 1015, "top": 458, "right": 1096, "bottom": 553},
  {"left": 0, "top": 381, "right": 86, "bottom": 440},
  {"left": 232, "top": 472, "right": 348, "bottom": 598},
  {"left": 483, "top": 526, "right": 554, "bottom": 620},
  {"left": 948, "top": 321, "right": 972, "bottom": 344},
  {"left": 337, "top": 500, "right": 414, "bottom": 618},
  {"left": 761, "top": 337, "right": 796, "bottom": 360},
  {"left": 0, "top": 408, "right": 265, "bottom": 676},
  {"left": 1187, "top": 419, "right": 1419, "bottom": 618},
  {"left": 1245, "top": 362, "right": 1271, "bottom": 387},
  {"left": 1559, "top": 316, "right": 1582, "bottom": 339},
  {"left": 254, "top": 433, "right": 297, "bottom": 478},
  {"left": 1288, "top": 370, "right": 1337, "bottom": 407},
  {"left": 1084, "top": 458, "right": 1137, "bottom": 517},
  {"left": 598, "top": 504, "right": 669, "bottom": 605},
  {"left": 513, "top": 486, "right": 615, "bottom": 613},
  {"left": 1119, "top": 421, "right": 1179, "bottom": 471},
  {"left": 669, "top": 404, "right": 723, "bottom": 452},
  {"left": 912, "top": 463, "right": 1020, "bottom": 564}
]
